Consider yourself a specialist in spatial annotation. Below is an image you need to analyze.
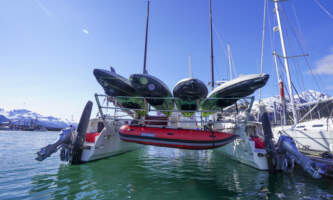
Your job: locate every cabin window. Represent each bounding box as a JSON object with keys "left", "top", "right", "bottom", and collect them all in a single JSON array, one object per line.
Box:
[{"left": 312, "top": 124, "right": 323, "bottom": 128}]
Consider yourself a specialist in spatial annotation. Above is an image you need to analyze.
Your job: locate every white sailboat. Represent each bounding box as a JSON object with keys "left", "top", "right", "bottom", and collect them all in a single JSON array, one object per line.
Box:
[
  {"left": 203, "top": 0, "right": 270, "bottom": 170},
  {"left": 269, "top": 0, "right": 333, "bottom": 153}
]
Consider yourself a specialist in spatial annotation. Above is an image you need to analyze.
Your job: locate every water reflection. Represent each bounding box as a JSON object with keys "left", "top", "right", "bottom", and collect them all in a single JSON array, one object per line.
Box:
[{"left": 28, "top": 146, "right": 333, "bottom": 200}]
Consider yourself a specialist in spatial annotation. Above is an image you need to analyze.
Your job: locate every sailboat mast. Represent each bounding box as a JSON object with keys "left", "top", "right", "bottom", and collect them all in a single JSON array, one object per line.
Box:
[
  {"left": 274, "top": 0, "right": 298, "bottom": 124},
  {"left": 188, "top": 55, "right": 193, "bottom": 78},
  {"left": 273, "top": 50, "right": 287, "bottom": 125},
  {"left": 143, "top": 0, "right": 150, "bottom": 74},
  {"left": 209, "top": 0, "right": 215, "bottom": 90},
  {"left": 227, "top": 44, "right": 232, "bottom": 80}
]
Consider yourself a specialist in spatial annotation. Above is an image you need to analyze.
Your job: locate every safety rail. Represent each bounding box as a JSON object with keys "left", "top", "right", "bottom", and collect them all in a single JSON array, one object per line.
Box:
[{"left": 94, "top": 93, "right": 255, "bottom": 130}]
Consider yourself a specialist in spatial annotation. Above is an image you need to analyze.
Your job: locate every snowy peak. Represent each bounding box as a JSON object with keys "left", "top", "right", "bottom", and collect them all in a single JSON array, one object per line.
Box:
[
  {"left": 253, "top": 90, "right": 331, "bottom": 112},
  {"left": 295, "top": 90, "right": 330, "bottom": 104},
  {"left": 0, "top": 108, "right": 76, "bottom": 130}
]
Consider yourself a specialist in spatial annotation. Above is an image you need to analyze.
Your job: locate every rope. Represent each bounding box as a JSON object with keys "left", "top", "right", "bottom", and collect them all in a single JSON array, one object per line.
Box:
[
  {"left": 312, "top": 0, "right": 333, "bottom": 20},
  {"left": 279, "top": 4, "right": 323, "bottom": 92},
  {"left": 212, "top": 23, "right": 230, "bottom": 80}
]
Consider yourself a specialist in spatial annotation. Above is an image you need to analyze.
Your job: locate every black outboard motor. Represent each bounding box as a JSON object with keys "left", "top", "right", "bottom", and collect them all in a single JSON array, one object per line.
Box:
[
  {"left": 276, "top": 135, "right": 328, "bottom": 179},
  {"left": 35, "top": 127, "right": 75, "bottom": 161},
  {"left": 260, "top": 109, "right": 329, "bottom": 179}
]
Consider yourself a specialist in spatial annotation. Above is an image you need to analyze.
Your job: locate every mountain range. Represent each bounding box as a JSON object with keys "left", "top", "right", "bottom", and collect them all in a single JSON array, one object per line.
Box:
[
  {"left": 252, "top": 89, "right": 332, "bottom": 113},
  {"left": 0, "top": 108, "right": 75, "bottom": 130}
]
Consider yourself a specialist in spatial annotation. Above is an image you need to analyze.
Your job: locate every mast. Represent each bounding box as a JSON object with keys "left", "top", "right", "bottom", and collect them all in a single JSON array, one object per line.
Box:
[
  {"left": 274, "top": 0, "right": 298, "bottom": 124},
  {"left": 273, "top": 50, "right": 287, "bottom": 125},
  {"left": 188, "top": 55, "right": 193, "bottom": 78},
  {"left": 143, "top": 0, "right": 150, "bottom": 74},
  {"left": 209, "top": 0, "right": 215, "bottom": 90},
  {"left": 227, "top": 44, "right": 232, "bottom": 80}
]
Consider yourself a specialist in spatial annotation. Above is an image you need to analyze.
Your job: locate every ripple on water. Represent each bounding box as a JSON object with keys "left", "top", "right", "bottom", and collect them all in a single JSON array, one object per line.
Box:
[{"left": 0, "top": 131, "right": 333, "bottom": 200}]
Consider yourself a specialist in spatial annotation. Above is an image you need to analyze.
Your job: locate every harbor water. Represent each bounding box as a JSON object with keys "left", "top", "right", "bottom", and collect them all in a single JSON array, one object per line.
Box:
[{"left": 0, "top": 131, "right": 332, "bottom": 200}]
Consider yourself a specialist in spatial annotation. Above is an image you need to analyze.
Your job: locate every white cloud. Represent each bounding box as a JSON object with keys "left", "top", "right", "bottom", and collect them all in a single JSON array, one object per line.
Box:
[
  {"left": 82, "top": 29, "right": 89, "bottom": 35},
  {"left": 312, "top": 50, "right": 333, "bottom": 75}
]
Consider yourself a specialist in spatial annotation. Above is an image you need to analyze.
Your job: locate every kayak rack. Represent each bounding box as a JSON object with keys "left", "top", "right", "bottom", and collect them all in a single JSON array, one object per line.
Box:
[{"left": 94, "top": 93, "right": 255, "bottom": 130}]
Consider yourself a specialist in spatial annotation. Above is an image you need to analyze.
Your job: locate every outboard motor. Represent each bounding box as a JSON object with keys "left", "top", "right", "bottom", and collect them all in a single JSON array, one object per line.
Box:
[
  {"left": 35, "top": 127, "right": 75, "bottom": 161},
  {"left": 276, "top": 135, "right": 327, "bottom": 179},
  {"left": 260, "top": 110, "right": 330, "bottom": 179},
  {"left": 35, "top": 101, "right": 93, "bottom": 165}
]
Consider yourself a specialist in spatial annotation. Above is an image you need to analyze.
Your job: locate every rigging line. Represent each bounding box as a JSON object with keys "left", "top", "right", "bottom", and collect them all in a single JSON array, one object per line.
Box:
[
  {"left": 259, "top": 0, "right": 268, "bottom": 101},
  {"left": 284, "top": 27, "right": 305, "bottom": 92},
  {"left": 281, "top": 6, "right": 322, "bottom": 93},
  {"left": 227, "top": 44, "right": 237, "bottom": 78},
  {"left": 212, "top": 23, "right": 230, "bottom": 79},
  {"left": 279, "top": 5, "right": 323, "bottom": 91},
  {"left": 291, "top": 1, "right": 309, "bottom": 91},
  {"left": 312, "top": 0, "right": 333, "bottom": 20},
  {"left": 291, "top": 0, "right": 305, "bottom": 47},
  {"left": 291, "top": 80, "right": 302, "bottom": 104}
]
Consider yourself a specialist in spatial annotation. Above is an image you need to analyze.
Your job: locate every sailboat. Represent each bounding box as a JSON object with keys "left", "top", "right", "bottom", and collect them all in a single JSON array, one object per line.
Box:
[
  {"left": 198, "top": 1, "right": 269, "bottom": 115},
  {"left": 204, "top": 0, "right": 270, "bottom": 170},
  {"left": 269, "top": 0, "right": 333, "bottom": 153},
  {"left": 129, "top": 0, "right": 174, "bottom": 117}
]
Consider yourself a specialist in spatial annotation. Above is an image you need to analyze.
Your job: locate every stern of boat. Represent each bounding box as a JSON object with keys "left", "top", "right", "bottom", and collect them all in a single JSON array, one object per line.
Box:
[{"left": 81, "top": 118, "right": 142, "bottom": 162}]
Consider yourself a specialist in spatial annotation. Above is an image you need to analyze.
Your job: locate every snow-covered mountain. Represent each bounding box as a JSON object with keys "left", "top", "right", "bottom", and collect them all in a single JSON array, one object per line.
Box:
[
  {"left": 252, "top": 90, "right": 332, "bottom": 113},
  {"left": 0, "top": 108, "right": 76, "bottom": 130}
]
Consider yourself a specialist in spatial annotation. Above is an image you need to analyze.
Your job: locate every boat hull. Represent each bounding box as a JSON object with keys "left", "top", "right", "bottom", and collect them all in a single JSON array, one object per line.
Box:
[
  {"left": 215, "top": 123, "right": 269, "bottom": 170},
  {"left": 201, "top": 74, "right": 269, "bottom": 115},
  {"left": 130, "top": 74, "right": 174, "bottom": 116},
  {"left": 272, "top": 119, "right": 333, "bottom": 152},
  {"left": 81, "top": 118, "right": 141, "bottom": 162},
  {"left": 173, "top": 78, "right": 208, "bottom": 117},
  {"left": 93, "top": 69, "right": 145, "bottom": 115},
  {"left": 119, "top": 125, "right": 238, "bottom": 150}
]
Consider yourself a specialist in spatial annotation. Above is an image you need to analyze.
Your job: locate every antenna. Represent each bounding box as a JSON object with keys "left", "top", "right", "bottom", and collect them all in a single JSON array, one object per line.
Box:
[{"left": 143, "top": 0, "right": 150, "bottom": 74}]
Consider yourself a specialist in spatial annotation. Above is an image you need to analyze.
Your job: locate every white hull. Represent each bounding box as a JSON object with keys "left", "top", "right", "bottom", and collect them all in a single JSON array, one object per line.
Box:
[
  {"left": 215, "top": 123, "right": 268, "bottom": 170},
  {"left": 273, "top": 118, "right": 333, "bottom": 152},
  {"left": 81, "top": 119, "right": 141, "bottom": 162}
]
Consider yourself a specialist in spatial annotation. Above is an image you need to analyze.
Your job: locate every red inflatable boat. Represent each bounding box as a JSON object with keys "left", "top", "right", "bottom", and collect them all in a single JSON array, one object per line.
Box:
[{"left": 119, "top": 125, "right": 238, "bottom": 150}]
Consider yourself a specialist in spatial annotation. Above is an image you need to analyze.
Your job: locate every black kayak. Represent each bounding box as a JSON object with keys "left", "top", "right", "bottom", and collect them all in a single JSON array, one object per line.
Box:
[
  {"left": 201, "top": 73, "right": 269, "bottom": 115},
  {"left": 93, "top": 68, "right": 136, "bottom": 96},
  {"left": 93, "top": 68, "right": 145, "bottom": 114},
  {"left": 130, "top": 73, "right": 174, "bottom": 116},
  {"left": 173, "top": 78, "right": 208, "bottom": 117}
]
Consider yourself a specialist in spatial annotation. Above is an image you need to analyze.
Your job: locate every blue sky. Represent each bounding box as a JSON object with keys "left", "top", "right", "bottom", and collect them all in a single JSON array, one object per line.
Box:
[{"left": 1, "top": 0, "right": 333, "bottom": 121}]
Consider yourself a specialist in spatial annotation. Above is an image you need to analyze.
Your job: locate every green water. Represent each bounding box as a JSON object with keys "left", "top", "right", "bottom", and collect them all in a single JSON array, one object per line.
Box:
[{"left": 0, "top": 131, "right": 332, "bottom": 200}]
